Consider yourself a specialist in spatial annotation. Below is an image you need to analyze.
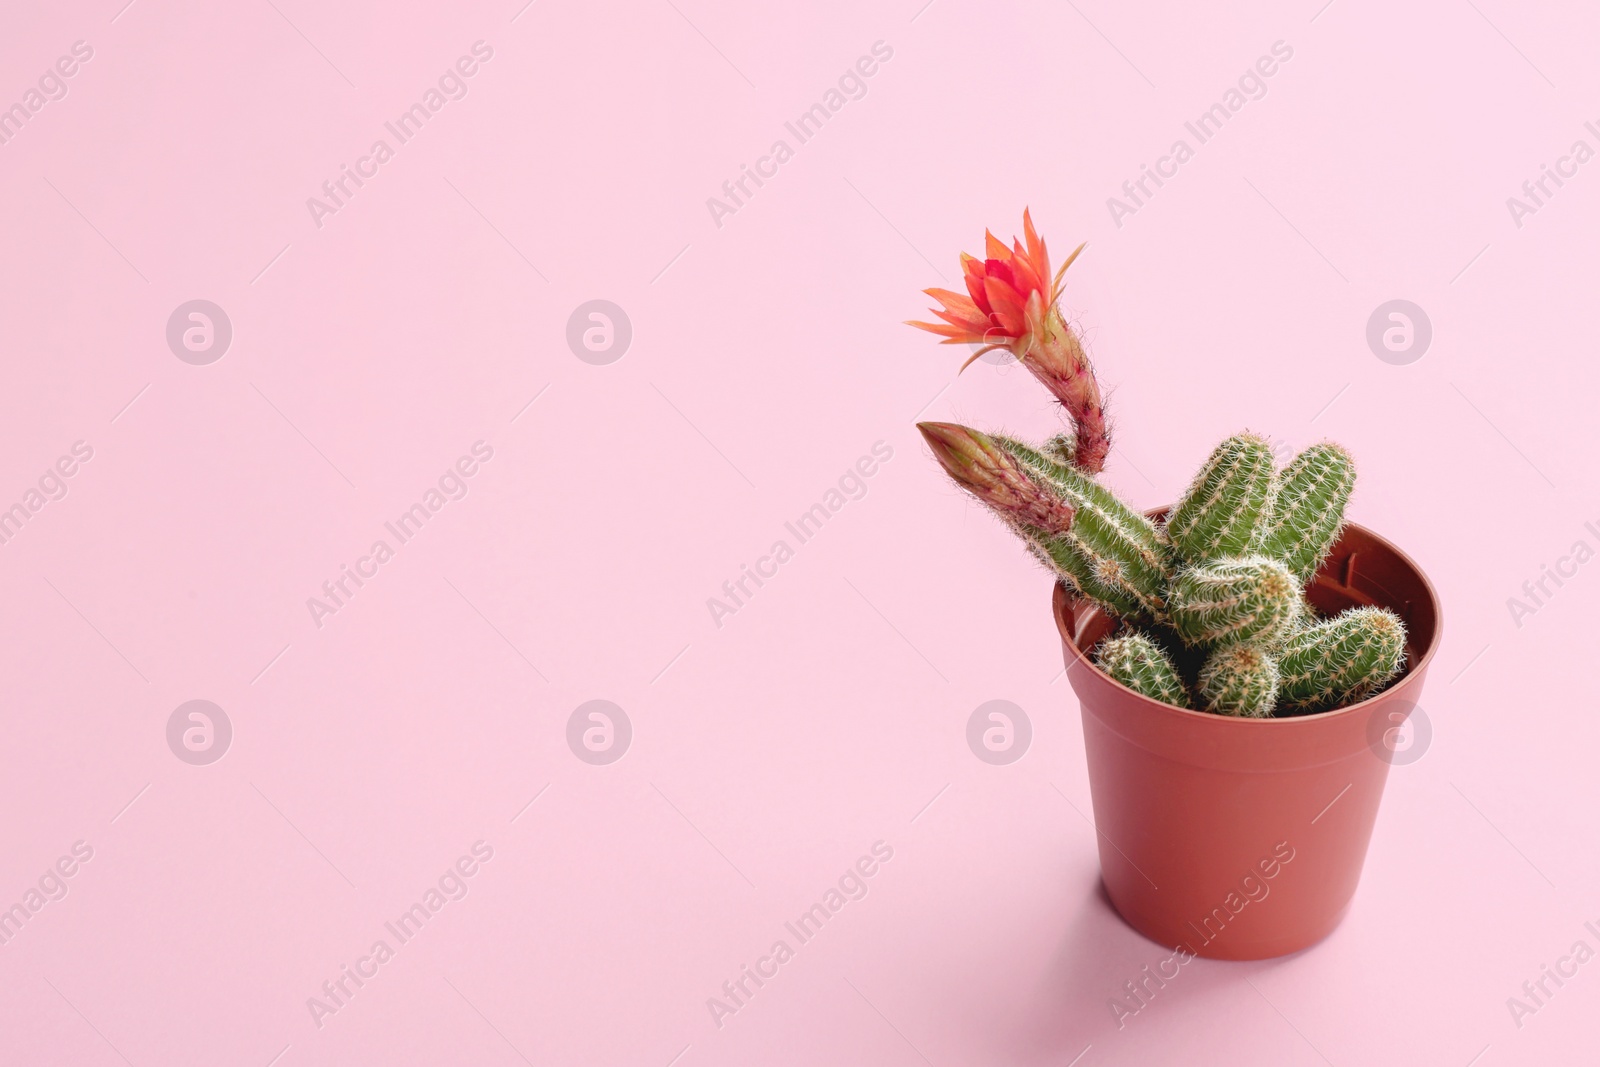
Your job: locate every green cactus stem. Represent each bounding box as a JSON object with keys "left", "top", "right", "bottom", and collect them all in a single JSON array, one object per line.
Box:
[
  {"left": 1042, "top": 432, "right": 1076, "bottom": 468},
  {"left": 1168, "top": 556, "right": 1299, "bottom": 648},
  {"left": 1095, "top": 631, "right": 1188, "bottom": 708},
  {"left": 1198, "top": 645, "right": 1280, "bottom": 717},
  {"left": 1253, "top": 443, "right": 1357, "bottom": 586},
  {"left": 1165, "top": 434, "right": 1276, "bottom": 563},
  {"left": 997, "top": 436, "right": 1173, "bottom": 621},
  {"left": 1277, "top": 606, "right": 1407, "bottom": 711}
]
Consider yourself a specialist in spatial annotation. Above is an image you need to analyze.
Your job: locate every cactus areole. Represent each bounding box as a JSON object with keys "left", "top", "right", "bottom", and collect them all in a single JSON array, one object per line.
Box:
[{"left": 908, "top": 211, "right": 1441, "bottom": 958}]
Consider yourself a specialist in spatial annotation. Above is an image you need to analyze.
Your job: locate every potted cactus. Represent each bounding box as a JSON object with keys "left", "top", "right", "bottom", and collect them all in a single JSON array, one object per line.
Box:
[{"left": 909, "top": 212, "right": 1440, "bottom": 959}]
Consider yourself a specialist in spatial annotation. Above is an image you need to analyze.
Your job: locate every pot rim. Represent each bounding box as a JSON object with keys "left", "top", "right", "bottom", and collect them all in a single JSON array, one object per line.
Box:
[{"left": 1055, "top": 512, "right": 1442, "bottom": 727}]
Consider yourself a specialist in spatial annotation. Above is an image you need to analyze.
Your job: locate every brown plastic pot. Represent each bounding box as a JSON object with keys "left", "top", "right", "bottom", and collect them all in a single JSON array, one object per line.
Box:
[{"left": 1055, "top": 513, "right": 1441, "bottom": 960}]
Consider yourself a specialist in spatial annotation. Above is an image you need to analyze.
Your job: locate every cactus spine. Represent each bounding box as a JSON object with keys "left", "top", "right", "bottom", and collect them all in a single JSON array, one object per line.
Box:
[
  {"left": 998, "top": 436, "right": 1172, "bottom": 621},
  {"left": 1042, "top": 433, "right": 1076, "bottom": 468},
  {"left": 1277, "top": 607, "right": 1406, "bottom": 711},
  {"left": 1166, "top": 435, "right": 1276, "bottom": 563},
  {"left": 1253, "top": 443, "right": 1357, "bottom": 584},
  {"left": 1167, "top": 557, "right": 1299, "bottom": 648},
  {"left": 1095, "top": 633, "right": 1188, "bottom": 708},
  {"left": 916, "top": 422, "right": 1078, "bottom": 535},
  {"left": 1198, "top": 645, "right": 1280, "bottom": 717}
]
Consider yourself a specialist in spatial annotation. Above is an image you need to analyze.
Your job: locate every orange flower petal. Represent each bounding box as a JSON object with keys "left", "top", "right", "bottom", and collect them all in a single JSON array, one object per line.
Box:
[
  {"left": 983, "top": 276, "right": 1028, "bottom": 336},
  {"left": 930, "top": 307, "right": 989, "bottom": 332},
  {"left": 984, "top": 258, "right": 1016, "bottom": 290},
  {"left": 1008, "top": 239, "right": 1046, "bottom": 301},
  {"left": 924, "top": 288, "right": 982, "bottom": 317},
  {"left": 907, "top": 320, "right": 985, "bottom": 343},
  {"left": 960, "top": 257, "right": 991, "bottom": 314},
  {"left": 1022, "top": 209, "right": 1049, "bottom": 288},
  {"left": 1023, "top": 288, "right": 1047, "bottom": 338}
]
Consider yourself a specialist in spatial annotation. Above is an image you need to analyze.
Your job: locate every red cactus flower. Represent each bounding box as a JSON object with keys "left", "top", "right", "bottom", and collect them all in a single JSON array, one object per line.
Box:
[
  {"left": 907, "top": 210, "right": 1110, "bottom": 475},
  {"left": 908, "top": 210, "right": 1069, "bottom": 359}
]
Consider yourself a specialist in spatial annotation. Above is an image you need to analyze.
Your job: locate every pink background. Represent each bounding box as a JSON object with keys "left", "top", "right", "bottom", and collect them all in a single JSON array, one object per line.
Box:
[{"left": 2, "top": 0, "right": 1597, "bottom": 1064}]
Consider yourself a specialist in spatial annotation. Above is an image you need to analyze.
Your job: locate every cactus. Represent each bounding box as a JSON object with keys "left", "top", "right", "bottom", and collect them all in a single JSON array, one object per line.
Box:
[
  {"left": 1198, "top": 645, "right": 1280, "bottom": 717},
  {"left": 1253, "top": 443, "right": 1357, "bottom": 585},
  {"left": 1167, "top": 557, "right": 1299, "bottom": 648},
  {"left": 1042, "top": 432, "right": 1076, "bottom": 468},
  {"left": 916, "top": 422, "right": 1078, "bottom": 535},
  {"left": 909, "top": 211, "right": 1412, "bottom": 718},
  {"left": 915, "top": 422, "right": 1168, "bottom": 620},
  {"left": 1277, "top": 607, "right": 1406, "bottom": 712},
  {"left": 1166, "top": 434, "right": 1276, "bottom": 564},
  {"left": 1025, "top": 303, "right": 1110, "bottom": 474},
  {"left": 998, "top": 435, "right": 1173, "bottom": 621},
  {"left": 1095, "top": 632, "right": 1188, "bottom": 708}
]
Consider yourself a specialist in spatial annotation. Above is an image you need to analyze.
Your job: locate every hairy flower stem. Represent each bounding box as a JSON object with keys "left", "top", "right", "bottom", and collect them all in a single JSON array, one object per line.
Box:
[{"left": 1025, "top": 306, "right": 1110, "bottom": 475}]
